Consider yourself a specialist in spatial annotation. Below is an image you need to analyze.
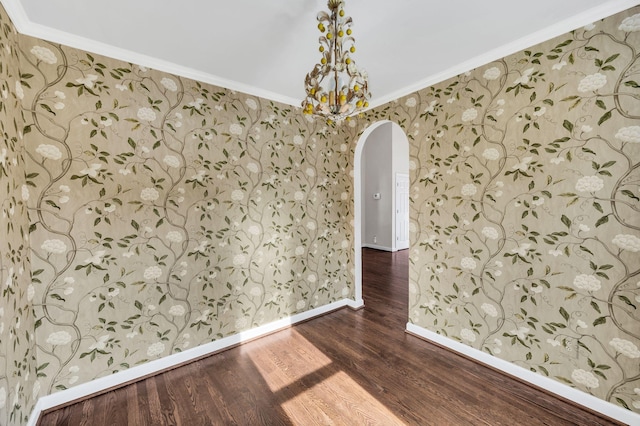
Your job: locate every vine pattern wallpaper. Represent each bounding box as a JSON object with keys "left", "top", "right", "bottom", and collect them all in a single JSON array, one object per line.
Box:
[
  {"left": 0, "top": 10, "right": 37, "bottom": 426},
  {"left": 365, "top": 6, "right": 640, "bottom": 413},
  {"left": 18, "top": 32, "right": 355, "bottom": 407},
  {"left": 0, "top": 3, "right": 638, "bottom": 425}
]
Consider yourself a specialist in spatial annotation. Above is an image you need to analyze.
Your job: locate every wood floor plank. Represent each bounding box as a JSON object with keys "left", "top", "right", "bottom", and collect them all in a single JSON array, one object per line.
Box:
[{"left": 38, "top": 248, "right": 623, "bottom": 426}]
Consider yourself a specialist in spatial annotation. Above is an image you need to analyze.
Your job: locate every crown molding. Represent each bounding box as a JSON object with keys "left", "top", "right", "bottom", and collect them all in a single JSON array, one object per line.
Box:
[
  {"left": 4, "top": 0, "right": 639, "bottom": 111},
  {"left": 0, "top": 0, "right": 303, "bottom": 108},
  {"left": 368, "top": 0, "right": 640, "bottom": 110}
]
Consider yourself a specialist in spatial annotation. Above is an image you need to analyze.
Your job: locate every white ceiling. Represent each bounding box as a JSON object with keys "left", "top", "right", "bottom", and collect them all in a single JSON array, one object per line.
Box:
[{"left": 4, "top": 0, "right": 640, "bottom": 109}]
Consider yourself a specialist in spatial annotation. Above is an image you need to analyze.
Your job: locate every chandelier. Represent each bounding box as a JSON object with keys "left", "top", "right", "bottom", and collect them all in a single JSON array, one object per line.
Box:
[{"left": 302, "top": 0, "right": 371, "bottom": 120}]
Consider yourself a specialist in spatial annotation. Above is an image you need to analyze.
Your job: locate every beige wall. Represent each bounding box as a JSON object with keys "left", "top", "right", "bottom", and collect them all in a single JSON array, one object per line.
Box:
[
  {"left": 0, "top": 3, "right": 638, "bottom": 424},
  {"left": 366, "top": 6, "right": 640, "bottom": 413},
  {"left": 16, "top": 28, "right": 355, "bottom": 407},
  {"left": 0, "top": 6, "right": 37, "bottom": 424}
]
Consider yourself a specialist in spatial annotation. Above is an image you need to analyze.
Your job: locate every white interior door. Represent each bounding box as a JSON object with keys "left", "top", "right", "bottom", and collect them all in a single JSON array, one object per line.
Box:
[{"left": 395, "top": 173, "right": 409, "bottom": 250}]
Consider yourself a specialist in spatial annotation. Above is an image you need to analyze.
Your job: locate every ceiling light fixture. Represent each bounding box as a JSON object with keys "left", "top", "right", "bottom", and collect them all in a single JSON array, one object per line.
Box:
[{"left": 302, "top": 0, "right": 371, "bottom": 121}]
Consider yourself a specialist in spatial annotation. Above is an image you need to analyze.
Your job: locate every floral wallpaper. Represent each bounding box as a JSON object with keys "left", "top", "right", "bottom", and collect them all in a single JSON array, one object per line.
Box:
[
  {"left": 365, "top": 6, "right": 640, "bottom": 413},
  {"left": 14, "top": 28, "right": 355, "bottom": 405},
  {"left": 0, "top": 6, "right": 38, "bottom": 426},
  {"left": 0, "top": 1, "right": 638, "bottom": 424}
]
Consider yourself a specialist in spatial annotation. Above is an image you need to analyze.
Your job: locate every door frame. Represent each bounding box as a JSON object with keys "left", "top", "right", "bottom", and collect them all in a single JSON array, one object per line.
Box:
[{"left": 352, "top": 120, "right": 409, "bottom": 307}]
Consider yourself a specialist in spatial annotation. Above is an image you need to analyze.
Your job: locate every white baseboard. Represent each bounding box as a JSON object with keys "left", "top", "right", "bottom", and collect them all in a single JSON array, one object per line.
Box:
[
  {"left": 27, "top": 299, "right": 356, "bottom": 425},
  {"left": 405, "top": 323, "right": 640, "bottom": 425}
]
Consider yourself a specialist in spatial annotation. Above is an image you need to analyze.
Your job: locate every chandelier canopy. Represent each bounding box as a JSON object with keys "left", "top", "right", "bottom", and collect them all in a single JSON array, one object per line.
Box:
[{"left": 302, "top": 0, "right": 371, "bottom": 121}]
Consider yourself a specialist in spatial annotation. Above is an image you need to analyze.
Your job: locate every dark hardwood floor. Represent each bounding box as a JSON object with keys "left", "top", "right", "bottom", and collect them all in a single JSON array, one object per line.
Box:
[{"left": 38, "top": 248, "right": 622, "bottom": 425}]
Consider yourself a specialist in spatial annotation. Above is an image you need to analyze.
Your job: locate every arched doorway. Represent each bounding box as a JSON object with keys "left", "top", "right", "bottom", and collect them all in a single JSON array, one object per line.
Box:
[{"left": 353, "top": 120, "right": 410, "bottom": 307}]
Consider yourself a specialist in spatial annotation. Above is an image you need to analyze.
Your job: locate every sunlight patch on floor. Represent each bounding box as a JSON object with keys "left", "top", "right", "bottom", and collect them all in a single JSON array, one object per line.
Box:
[{"left": 247, "top": 329, "right": 404, "bottom": 425}]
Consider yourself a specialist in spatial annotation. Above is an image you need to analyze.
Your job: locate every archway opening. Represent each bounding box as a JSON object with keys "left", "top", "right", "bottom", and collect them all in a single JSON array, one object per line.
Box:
[{"left": 353, "top": 120, "right": 410, "bottom": 307}]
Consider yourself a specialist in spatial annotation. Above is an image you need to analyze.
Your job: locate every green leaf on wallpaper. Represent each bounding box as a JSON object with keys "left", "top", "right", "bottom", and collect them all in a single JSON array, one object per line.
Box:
[
  {"left": 621, "top": 190, "right": 640, "bottom": 201},
  {"left": 577, "top": 341, "right": 591, "bottom": 353},
  {"left": 605, "top": 53, "right": 619, "bottom": 64},
  {"left": 593, "top": 202, "right": 603, "bottom": 213},
  {"left": 595, "top": 99, "right": 606, "bottom": 110},
  {"left": 618, "top": 295, "right": 636, "bottom": 309},
  {"left": 561, "top": 215, "right": 571, "bottom": 228},
  {"left": 625, "top": 80, "right": 640, "bottom": 88},
  {"left": 562, "top": 120, "right": 573, "bottom": 132},
  {"left": 593, "top": 317, "right": 607, "bottom": 326},
  {"left": 595, "top": 215, "right": 609, "bottom": 227},
  {"left": 591, "top": 301, "right": 601, "bottom": 313},
  {"left": 580, "top": 246, "right": 594, "bottom": 256},
  {"left": 49, "top": 294, "right": 65, "bottom": 302},
  {"left": 598, "top": 110, "right": 612, "bottom": 125},
  {"left": 616, "top": 398, "right": 631, "bottom": 411},
  {"left": 40, "top": 103, "right": 55, "bottom": 116},
  {"left": 559, "top": 307, "right": 569, "bottom": 322}
]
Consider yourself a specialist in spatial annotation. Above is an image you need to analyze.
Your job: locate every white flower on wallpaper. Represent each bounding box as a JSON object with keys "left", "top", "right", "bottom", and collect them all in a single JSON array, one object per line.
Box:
[
  {"left": 573, "top": 274, "right": 602, "bottom": 292},
  {"left": 512, "top": 156, "right": 532, "bottom": 172},
  {"left": 405, "top": 97, "right": 417, "bottom": 107},
  {"left": 40, "top": 239, "right": 67, "bottom": 254},
  {"left": 460, "top": 328, "right": 476, "bottom": 342},
  {"left": 482, "top": 148, "right": 500, "bottom": 160},
  {"left": 231, "top": 190, "right": 245, "bottom": 201},
  {"left": 460, "top": 257, "right": 476, "bottom": 270},
  {"left": 84, "top": 250, "right": 105, "bottom": 265},
  {"left": 169, "top": 305, "right": 185, "bottom": 316},
  {"left": 35, "top": 144, "right": 62, "bottom": 161},
  {"left": 481, "top": 303, "right": 498, "bottom": 317},
  {"left": 30, "top": 45, "right": 57, "bottom": 64},
  {"left": 612, "top": 234, "right": 640, "bottom": 252},
  {"left": 46, "top": 331, "right": 72, "bottom": 346},
  {"left": 160, "top": 77, "right": 178, "bottom": 92},
  {"left": 163, "top": 155, "right": 180, "bottom": 168},
  {"left": 481, "top": 227, "right": 499, "bottom": 240},
  {"left": 166, "top": 231, "right": 183, "bottom": 243},
  {"left": 461, "top": 184, "right": 477, "bottom": 197},
  {"left": 461, "top": 108, "right": 478, "bottom": 122},
  {"left": 137, "top": 107, "right": 157, "bottom": 122},
  {"left": 233, "top": 254, "right": 246, "bottom": 266},
  {"left": 79, "top": 163, "right": 100, "bottom": 177},
  {"left": 513, "top": 67, "right": 534, "bottom": 85},
  {"left": 229, "top": 123, "right": 243, "bottom": 135},
  {"left": 609, "top": 338, "right": 640, "bottom": 358},
  {"left": 246, "top": 162, "right": 259, "bottom": 173},
  {"left": 140, "top": 187, "right": 160, "bottom": 202},
  {"left": 146, "top": 342, "right": 165, "bottom": 357},
  {"left": 143, "top": 266, "right": 163, "bottom": 280},
  {"left": 618, "top": 13, "right": 640, "bottom": 32},
  {"left": 75, "top": 74, "right": 98, "bottom": 89},
  {"left": 572, "top": 369, "right": 600, "bottom": 389},
  {"left": 245, "top": 98, "right": 258, "bottom": 110},
  {"left": 15, "top": 80, "right": 23, "bottom": 99},
  {"left": 575, "top": 176, "right": 604, "bottom": 193},
  {"left": 615, "top": 126, "right": 640, "bottom": 143},
  {"left": 483, "top": 67, "right": 501, "bottom": 80},
  {"left": 577, "top": 73, "right": 607, "bottom": 92},
  {"left": 88, "top": 335, "right": 109, "bottom": 351}
]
